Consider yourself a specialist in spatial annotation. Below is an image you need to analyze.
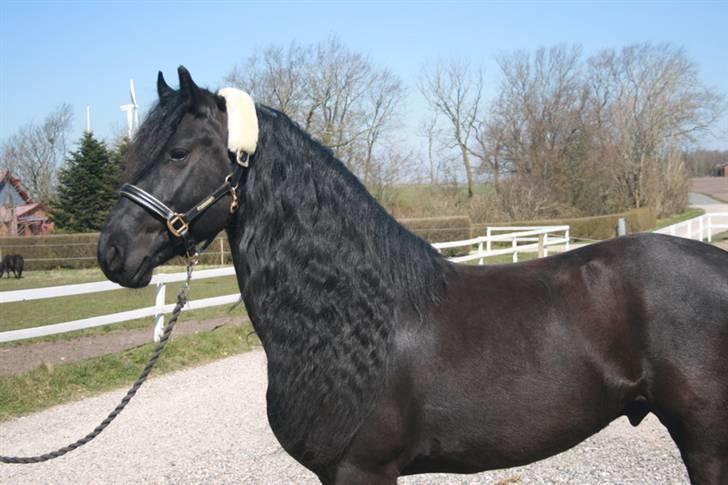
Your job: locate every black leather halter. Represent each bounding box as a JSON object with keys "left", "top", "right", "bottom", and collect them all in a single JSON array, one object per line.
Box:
[{"left": 119, "top": 151, "right": 249, "bottom": 261}]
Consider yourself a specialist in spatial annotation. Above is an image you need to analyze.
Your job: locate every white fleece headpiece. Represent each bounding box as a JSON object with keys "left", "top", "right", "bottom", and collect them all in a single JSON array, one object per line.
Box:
[{"left": 217, "top": 87, "right": 258, "bottom": 155}]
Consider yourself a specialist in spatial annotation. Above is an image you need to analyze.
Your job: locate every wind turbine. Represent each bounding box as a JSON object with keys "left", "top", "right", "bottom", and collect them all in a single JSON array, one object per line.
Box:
[{"left": 120, "top": 79, "right": 139, "bottom": 139}]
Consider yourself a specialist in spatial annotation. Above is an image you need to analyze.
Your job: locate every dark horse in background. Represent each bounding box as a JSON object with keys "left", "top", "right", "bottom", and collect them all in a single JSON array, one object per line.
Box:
[
  {"left": 0, "top": 254, "right": 24, "bottom": 279},
  {"left": 98, "top": 67, "right": 728, "bottom": 484}
]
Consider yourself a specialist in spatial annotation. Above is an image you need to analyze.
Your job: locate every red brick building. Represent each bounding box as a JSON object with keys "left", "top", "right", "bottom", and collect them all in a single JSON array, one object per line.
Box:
[{"left": 0, "top": 170, "right": 54, "bottom": 237}]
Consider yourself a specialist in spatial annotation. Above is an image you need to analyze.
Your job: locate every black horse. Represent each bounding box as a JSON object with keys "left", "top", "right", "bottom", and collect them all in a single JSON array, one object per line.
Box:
[
  {"left": 0, "top": 254, "right": 24, "bottom": 279},
  {"left": 98, "top": 67, "right": 728, "bottom": 485}
]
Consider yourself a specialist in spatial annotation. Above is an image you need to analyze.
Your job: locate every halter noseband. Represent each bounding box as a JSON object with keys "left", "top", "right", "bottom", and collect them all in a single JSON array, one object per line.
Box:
[{"left": 119, "top": 151, "right": 249, "bottom": 261}]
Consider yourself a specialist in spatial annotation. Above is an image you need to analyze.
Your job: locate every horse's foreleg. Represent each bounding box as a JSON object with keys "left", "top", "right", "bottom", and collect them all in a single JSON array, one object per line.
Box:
[{"left": 321, "top": 460, "right": 397, "bottom": 485}]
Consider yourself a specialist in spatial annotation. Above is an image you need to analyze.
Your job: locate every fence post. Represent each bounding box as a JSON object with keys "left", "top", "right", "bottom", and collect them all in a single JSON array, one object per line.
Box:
[
  {"left": 486, "top": 227, "right": 492, "bottom": 253},
  {"left": 538, "top": 234, "right": 545, "bottom": 258},
  {"left": 512, "top": 238, "right": 518, "bottom": 263},
  {"left": 687, "top": 220, "right": 693, "bottom": 239},
  {"left": 699, "top": 216, "right": 704, "bottom": 241},
  {"left": 220, "top": 238, "right": 224, "bottom": 265},
  {"left": 543, "top": 232, "right": 549, "bottom": 257},
  {"left": 478, "top": 240, "right": 484, "bottom": 265},
  {"left": 153, "top": 282, "right": 167, "bottom": 343},
  {"left": 565, "top": 227, "right": 571, "bottom": 251},
  {"left": 617, "top": 217, "right": 627, "bottom": 236}
]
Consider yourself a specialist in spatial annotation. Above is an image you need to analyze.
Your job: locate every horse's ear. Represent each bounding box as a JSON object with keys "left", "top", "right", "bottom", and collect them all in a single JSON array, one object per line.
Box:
[
  {"left": 215, "top": 94, "right": 227, "bottom": 113},
  {"left": 157, "top": 71, "right": 174, "bottom": 101},
  {"left": 177, "top": 65, "right": 201, "bottom": 107}
]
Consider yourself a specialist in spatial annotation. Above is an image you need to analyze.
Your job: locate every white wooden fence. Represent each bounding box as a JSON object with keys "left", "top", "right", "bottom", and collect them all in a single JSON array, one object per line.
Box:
[
  {"left": 433, "top": 225, "right": 570, "bottom": 264},
  {"left": 0, "top": 267, "right": 239, "bottom": 344},
  {"left": 653, "top": 212, "right": 728, "bottom": 241},
  {"left": 0, "top": 226, "right": 571, "bottom": 344}
]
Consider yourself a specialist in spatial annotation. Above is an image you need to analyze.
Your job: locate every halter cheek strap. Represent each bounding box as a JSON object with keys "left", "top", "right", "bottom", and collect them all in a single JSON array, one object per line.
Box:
[{"left": 120, "top": 151, "right": 249, "bottom": 261}]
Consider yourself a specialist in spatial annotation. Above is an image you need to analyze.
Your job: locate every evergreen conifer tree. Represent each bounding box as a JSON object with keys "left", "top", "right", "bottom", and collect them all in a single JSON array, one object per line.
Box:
[
  {"left": 109, "top": 136, "right": 130, "bottom": 185},
  {"left": 53, "top": 132, "right": 120, "bottom": 232}
]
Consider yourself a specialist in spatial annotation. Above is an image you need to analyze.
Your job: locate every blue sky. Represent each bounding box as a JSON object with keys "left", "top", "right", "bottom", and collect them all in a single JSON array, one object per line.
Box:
[{"left": 1, "top": 1, "right": 727, "bottom": 151}]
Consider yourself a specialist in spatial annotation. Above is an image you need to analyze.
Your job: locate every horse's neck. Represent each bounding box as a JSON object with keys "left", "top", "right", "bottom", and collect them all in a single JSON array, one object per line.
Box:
[{"left": 225, "top": 199, "right": 395, "bottom": 469}]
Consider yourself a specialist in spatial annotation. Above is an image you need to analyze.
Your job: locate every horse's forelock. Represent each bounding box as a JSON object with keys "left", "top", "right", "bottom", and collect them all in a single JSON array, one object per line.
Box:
[{"left": 124, "top": 93, "right": 190, "bottom": 182}]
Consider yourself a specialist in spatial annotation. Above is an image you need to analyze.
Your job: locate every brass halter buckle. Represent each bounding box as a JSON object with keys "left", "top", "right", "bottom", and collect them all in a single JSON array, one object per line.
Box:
[{"left": 166, "top": 213, "right": 189, "bottom": 238}]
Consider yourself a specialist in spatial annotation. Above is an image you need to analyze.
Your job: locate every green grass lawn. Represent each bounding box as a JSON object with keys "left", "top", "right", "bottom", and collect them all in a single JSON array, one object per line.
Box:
[
  {"left": 655, "top": 207, "right": 706, "bottom": 229},
  {"left": 711, "top": 230, "right": 728, "bottom": 243},
  {"left": 0, "top": 322, "right": 259, "bottom": 421},
  {"left": 0, "top": 265, "right": 244, "bottom": 346},
  {"left": 0, "top": 264, "right": 256, "bottom": 420}
]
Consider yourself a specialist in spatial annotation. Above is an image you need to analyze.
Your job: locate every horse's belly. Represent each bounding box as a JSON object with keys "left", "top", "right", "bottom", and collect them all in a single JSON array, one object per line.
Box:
[{"left": 400, "top": 350, "right": 634, "bottom": 475}]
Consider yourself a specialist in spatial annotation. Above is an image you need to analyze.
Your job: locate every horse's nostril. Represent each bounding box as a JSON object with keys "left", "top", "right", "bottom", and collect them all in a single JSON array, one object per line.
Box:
[{"left": 106, "top": 243, "right": 124, "bottom": 273}]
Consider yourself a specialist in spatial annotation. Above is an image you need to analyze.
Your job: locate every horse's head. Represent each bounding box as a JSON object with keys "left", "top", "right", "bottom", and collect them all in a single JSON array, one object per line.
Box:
[{"left": 98, "top": 66, "right": 257, "bottom": 288}]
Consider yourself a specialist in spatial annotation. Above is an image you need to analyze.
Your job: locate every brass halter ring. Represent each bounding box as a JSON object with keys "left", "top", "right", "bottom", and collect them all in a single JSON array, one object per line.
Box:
[{"left": 225, "top": 174, "right": 239, "bottom": 213}]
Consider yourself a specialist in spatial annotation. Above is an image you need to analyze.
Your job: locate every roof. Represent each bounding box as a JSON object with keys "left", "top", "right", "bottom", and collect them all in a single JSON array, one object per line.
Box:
[
  {"left": 0, "top": 170, "right": 34, "bottom": 205},
  {"left": 0, "top": 203, "right": 50, "bottom": 225},
  {"left": 15, "top": 203, "right": 42, "bottom": 217}
]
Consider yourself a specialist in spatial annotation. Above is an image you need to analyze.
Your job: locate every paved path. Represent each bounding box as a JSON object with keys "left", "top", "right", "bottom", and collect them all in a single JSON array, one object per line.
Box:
[
  {"left": 690, "top": 177, "right": 728, "bottom": 203},
  {"left": 688, "top": 191, "right": 727, "bottom": 206},
  {"left": 688, "top": 192, "right": 728, "bottom": 213},
  {"left": 0, "top": 350, "right": 689, "bottom": 484}
]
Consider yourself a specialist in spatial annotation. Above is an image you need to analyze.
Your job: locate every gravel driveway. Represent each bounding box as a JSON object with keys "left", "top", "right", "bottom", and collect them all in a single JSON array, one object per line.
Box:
[{"left": 0, "top": 349, "right": 689, "bottom": 484}]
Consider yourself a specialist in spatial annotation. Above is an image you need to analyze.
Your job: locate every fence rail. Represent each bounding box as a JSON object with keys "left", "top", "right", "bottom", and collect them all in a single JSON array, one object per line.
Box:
[
  {"left": 1, "top": 227, "right": 571, "bottom": 344},
  {"left": 433, "top": 225, "right": 570, "bottom": 264},
  {"left": 653, "top": 212, "right": 728, "bottom": 241},
  {"left": 0, "top": 267, "right": 238, "bottom": 343}
]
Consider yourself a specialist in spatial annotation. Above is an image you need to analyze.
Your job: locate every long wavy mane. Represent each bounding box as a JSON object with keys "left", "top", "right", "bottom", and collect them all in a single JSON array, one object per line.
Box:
[{"left": 227, "top": 106, "right": 449, "bottom": 471}]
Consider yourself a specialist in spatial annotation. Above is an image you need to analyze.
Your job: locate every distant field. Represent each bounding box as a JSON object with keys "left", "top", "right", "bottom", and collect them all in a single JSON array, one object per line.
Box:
[
  {"left": 690, "top": 177, "right": 728, "bottom": 202},
  {"left": 390, "top": 183, "right": 494, "bottom": 206}
]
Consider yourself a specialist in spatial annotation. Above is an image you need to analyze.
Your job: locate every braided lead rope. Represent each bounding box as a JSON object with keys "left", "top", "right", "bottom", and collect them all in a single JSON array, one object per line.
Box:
[{"left": 0, "top": 264, "right": 194, "bottom": 464}]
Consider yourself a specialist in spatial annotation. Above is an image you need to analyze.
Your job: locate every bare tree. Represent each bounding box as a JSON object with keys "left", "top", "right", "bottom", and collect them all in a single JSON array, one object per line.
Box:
[
  {"left": 587, "top": 43, "right": 725, "bottom": 214},
  {"left": 418, "top": 60, "right": 483, "bottom": 198},
  {"left": 360, "top": 69, "right": 404, "bottom": 186},
  {"left": 683, "top": 149, "right": 728, "bottom": 176},
  {"left": 1, "top": 104, "right": 73, "bottom": 203},
  {"left": 226, "top": 43, "right": 308, "bottom": 119},
  {"left": 418, "top": 115, "right": 441, "bottom": 185},
  {"left": 479, "top": 46, "right": 597, "bottom": 217},
  {"left": 226, "top": 37, "right": 405, "bottom": 186}
]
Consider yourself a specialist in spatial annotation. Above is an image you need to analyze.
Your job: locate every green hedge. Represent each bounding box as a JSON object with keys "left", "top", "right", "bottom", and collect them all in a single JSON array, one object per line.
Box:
[
  {"left": 0, "top": 233, "right": 99, "bottom": 270},
  {"left": 399, "top": 216, "right": 472, "bottom": 243},
  {"left": 474, "top": 207, "right": 657, "bottom": 240},
  {"left": 0, "top": 233, "right": 232, "bottom": 270},
  {"left": 0, "top": 208, "right": 657, "bottom": 269}
]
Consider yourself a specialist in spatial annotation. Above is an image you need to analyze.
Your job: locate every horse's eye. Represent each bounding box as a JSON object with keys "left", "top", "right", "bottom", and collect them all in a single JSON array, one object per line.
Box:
[{"left": 169, "top": 148, "right": 189, "bottom": 161}]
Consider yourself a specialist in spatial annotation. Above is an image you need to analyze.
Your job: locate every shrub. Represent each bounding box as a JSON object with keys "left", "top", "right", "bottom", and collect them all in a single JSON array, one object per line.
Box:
[{"left": 473, "top": 207, "right": 656, "bottom": 240}]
